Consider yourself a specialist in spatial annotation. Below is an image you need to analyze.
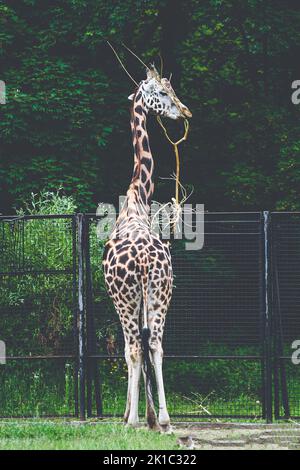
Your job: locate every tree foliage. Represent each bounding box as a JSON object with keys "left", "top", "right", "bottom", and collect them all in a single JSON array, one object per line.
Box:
[{"left": 1, "top": 0, "right": 300, "bottom": 212}]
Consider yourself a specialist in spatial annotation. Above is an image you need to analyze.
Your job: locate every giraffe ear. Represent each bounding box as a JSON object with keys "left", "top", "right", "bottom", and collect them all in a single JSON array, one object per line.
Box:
[{"left": 128, "top": 93, "right": 135, "bottom": 101}]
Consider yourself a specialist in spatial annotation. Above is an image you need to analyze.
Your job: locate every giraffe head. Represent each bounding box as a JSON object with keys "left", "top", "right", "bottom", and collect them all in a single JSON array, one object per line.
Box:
[{"left": 129, "top": 65, "right": 192, "bottom": 120}]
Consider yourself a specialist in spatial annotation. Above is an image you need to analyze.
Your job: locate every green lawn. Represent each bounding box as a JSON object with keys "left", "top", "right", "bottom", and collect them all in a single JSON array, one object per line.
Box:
[{"left": 0, "top": 421, "right": 179, "bottom": 450}]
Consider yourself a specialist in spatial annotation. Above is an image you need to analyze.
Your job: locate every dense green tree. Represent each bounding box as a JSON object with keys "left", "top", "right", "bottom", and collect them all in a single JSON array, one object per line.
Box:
[{"left": 1, "top": 0, "right": 300, "bottom": 213}]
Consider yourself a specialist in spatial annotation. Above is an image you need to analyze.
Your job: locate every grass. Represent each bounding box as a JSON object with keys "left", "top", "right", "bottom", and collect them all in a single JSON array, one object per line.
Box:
[
  {"left": 1, "top": 419, "right": 299, "bottom": 450},
  {"left": 0, "top": 421, "right": 179, "bottom": 450}
]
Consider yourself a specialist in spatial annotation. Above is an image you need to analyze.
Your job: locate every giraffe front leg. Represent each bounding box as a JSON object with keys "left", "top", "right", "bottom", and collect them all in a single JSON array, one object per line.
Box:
[
  {"left": 152, "top": 348, "right": 170, "bottom": 431},
  {"left": 127, "top": 345, "right": 142, "bottom": 427}
]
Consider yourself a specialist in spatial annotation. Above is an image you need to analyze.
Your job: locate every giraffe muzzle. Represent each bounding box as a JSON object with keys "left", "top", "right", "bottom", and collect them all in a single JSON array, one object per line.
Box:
[{"left": 181, "top": 105, "right": 192, "bottom": 119}]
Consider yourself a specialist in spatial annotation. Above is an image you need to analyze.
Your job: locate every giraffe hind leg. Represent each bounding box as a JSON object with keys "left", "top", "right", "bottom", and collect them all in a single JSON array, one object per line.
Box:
[
  {"left": 152, "top": 348, "right": 170, "bottom": 431},
  {"left": 123, "top": 345, "right": 132, "bottom": 424},
  {"left": 147, "top": 307, "right": 171, "bottom": 431},
  {"left": 126, "top": 343, "right": 142, "bottom": 427},
  {"left": 141, "top": 328, "right": 160, "bottom": 431}
]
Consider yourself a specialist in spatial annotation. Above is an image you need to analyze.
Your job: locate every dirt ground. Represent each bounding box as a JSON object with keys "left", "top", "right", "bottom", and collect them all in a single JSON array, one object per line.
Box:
[{"left": 173, "top": 422, "right": 300, "bottom": 450}]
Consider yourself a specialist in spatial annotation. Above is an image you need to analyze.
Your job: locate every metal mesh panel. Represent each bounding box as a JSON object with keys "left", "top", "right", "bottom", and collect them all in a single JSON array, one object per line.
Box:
[
  {"left": 0, "top": 216, "right": 74, "bottom": 274},
  {"left": 0, "top": 359, "right": 76, "bottom": 418},
  {"left": 164, "top": 213, "right": 262, "bottom": 356},
  {"left": 0, "top": 212, "right": 298, "bottom": 420},
  {"left": 86, "top": 212, "right": 265, "bottom": 419},
  {"left": 0, "top": 216, "right": 77, "bottom": 417},
  {"left": 0, "top": 273, "right": 76, "bottom": 356},
  {"left": 89, "top": 357, "right": 263, "bottom": 419},
  {"left": 87, "top": 213, "right": 263, "bottom": 356},
  {"left": 272, "top": 213, "right": 300, "bottom": 419}
]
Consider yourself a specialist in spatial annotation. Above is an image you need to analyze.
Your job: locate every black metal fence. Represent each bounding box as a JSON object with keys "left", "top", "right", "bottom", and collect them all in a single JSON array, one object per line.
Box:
[{"left": 0, "top": 212, "right": 299, "bottom": 421}]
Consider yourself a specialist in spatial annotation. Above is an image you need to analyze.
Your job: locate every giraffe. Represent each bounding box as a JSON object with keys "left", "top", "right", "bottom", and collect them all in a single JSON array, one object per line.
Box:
[{"left": 102, "top": 64, "right": 192, "bottom": 430}]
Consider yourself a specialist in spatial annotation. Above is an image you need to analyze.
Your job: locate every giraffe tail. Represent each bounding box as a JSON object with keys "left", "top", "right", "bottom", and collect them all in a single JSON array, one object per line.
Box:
[
  {"left": 141, "top": 324, "right": 155, "bottom": 408},
  {"left": 140, "top": 267, "right": 155, "bottom": 413}
]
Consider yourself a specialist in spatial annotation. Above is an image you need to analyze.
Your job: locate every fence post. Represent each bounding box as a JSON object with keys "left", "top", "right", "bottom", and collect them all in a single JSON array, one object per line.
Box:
[
  {"left": 84, "top": 216, "right": 103, "bottom": 418},
  {"left": 272, "top": 221, "right": 290, "bottom": 419},
  {"left": 262, "top": 211, "right": 273, "bottom": 423},
  {"left": 84, "top": 216, "right": 93, "bottom": 418},
  {"left": 72, "top": 215, "right": 79, "bottom": 417},
  {"left": 77, "top": 213, "right": 86, "bottom": 420}
]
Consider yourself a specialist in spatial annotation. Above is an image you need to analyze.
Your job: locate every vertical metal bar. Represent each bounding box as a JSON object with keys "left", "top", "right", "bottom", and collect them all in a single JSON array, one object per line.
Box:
[
  {"left": 77, "top": 213, "right": 86, "bottom": 420},
  {"left": 84, "top": 216, "right": 93, "bottom": 417},
  {"left": 262, "top": 211, "right": 273, "bottom": 422},
  {"left": 273, "top": 353, "right": 280, "bottom": 419},
  {"left": 271, "top": 220, "right": 280, "bottom": 419},
  {"left": 272, "top": 224, "right": 280, "bottom": 420},
  {"left": 72, "top": 216, "right": 79, "bottom": 417},
  {"left": 259, "top": 215, "right": 266, "bottom": 420},
  {"left": 21, "top": 218, "right": 25, "bottom": 270},
  {"left": 272, "top": 227, "right": 290, "bottom": 419},
  {"left": 84, "top": 216, "right": 103, "bottom": 417}
]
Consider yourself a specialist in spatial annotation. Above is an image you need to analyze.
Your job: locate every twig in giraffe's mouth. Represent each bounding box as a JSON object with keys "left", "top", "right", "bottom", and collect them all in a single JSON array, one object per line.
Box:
[
  {"left": 150, "top": 177, "right": 195, "bottom": 233},
  {"left": 156, "top": 116, "right": 190, "bottom": 208}
]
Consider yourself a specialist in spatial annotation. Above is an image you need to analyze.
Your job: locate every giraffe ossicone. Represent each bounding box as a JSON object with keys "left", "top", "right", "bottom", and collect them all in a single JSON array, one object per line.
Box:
[{"left": 102, "top": 63, "right": 192, "bottom": 430}]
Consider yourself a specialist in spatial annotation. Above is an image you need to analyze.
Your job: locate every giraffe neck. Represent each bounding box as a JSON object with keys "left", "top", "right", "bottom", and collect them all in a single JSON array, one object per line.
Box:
[
  {"left": 124, "top": 90, "right": 154, "bottom": 219},
  {"left": 130, "top": 90, "right": 154, "bottom": 210}
]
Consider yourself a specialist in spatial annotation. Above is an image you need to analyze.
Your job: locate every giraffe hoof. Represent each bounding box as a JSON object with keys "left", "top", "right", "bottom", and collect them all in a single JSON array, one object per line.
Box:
[
  {"left": 160, "top": 424, "right": 172, "bottom": 434},
  {"left": 147, "top": 422, "right": 161, "bottom": 432},
  {"left": 159, "top": 413, "right": 171, "bottom": 429},
  {"left": 147, "top": 413, "right": 160, "bottom": 432},
  {"left": 126, "top": 418, "right": 139, "bottom": 428}
]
